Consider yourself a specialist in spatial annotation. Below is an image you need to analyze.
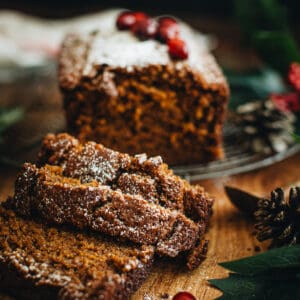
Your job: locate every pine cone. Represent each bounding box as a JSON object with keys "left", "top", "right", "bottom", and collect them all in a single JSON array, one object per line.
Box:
[
  {"left": 255, "top": 187, "right": 300, "bottom": 247},
  {"left": 234, "top": 99, "right": 295, "bottom": 154}
]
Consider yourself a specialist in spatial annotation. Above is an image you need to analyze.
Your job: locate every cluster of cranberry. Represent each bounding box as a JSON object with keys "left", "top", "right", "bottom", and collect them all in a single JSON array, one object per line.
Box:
[
  {"left": 271, "top": 62, "right": 300, "bottom": 112},
  {"left": 116, "top": 11, "right": 188, "bottom": 60}
]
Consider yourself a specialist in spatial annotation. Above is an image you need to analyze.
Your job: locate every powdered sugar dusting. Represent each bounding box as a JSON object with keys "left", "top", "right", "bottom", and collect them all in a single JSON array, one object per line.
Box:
[
  {"left": 23, "top": 133, "right": 213, "bottom": 268},
  {"left": 84, "top": 32, "right": 169, "bottom": 73},
  {"left": 36, "top": 134, "right": 212, "bottom": 260},
  {"left": 0, "top": 205, "right": 155, "bottom": 298},
  {"left": 76, "top": 11, "right": 224, "bottom": 85}
]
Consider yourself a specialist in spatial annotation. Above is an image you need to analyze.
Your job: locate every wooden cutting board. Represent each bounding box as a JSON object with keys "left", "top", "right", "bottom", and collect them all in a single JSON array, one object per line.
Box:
[
  {"left": 133, "top": 152, "right": 300, "bottom": 299},
  {"left": 1, "top": 153, "right": 300, "bottom": 299}
]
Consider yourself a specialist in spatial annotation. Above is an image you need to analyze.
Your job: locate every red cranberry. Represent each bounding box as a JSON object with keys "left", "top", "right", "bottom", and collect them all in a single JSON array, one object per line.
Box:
[
  {"left": 288, "top": 62, "right": 300, "bottom": 92},
  {"left": 131, "top": 18, "right": 158, "bottom": 40},
  {"left": 116, "top": 11, "right": 148, "bottom": 30},
  {"left": 173, "top": 291, "right": 197, "bottom": 300},
  {"left": 167, "top": 38, "right": 188, "bottom": 59},
  {"left": 271, "top": 92, "right": 300, "bottom": 112},
  {"left": 157, "top": 17, "right": 179, "bottom": 42},
  {"left": 158, "top": 16, "right": 178, "bottom": 27},
  {"left": 133, "top": 12, "right": 149, "bottom": 22}
]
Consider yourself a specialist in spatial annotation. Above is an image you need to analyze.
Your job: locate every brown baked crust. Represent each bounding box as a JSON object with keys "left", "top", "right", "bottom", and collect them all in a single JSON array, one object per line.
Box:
[
  {"left": 11, "top": 163, "right": 200, "bottom": 258},
  {"left": 36, "top": 133, "right": 213, "bottom": 268},
  {"left": 59, "top": 24, "right": 229, "bottom": 166},
  {"left": 0, "top": 204, "right": 154, "bottom": 300}
]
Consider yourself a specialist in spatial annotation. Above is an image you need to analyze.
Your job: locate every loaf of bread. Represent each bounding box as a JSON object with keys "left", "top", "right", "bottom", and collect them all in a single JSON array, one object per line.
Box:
[{"left": 59, "top": 10, "right": 229, "bottom": 165}]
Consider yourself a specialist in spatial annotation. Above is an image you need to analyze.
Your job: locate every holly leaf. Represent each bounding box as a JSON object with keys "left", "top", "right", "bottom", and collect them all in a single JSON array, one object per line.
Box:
[
  {"left": 234, "top": 0, "right": 300, "bottom": 74},
  {"left": 253, "top": 31, "right": 300, "bottom": 74},
  {"left": 210, "top": 274, "right": 260, "bottom": 300},
  {"left": 0, "top": 107, "right": 24, "bottom": 136},
  {"left": 210, "top": 273, "right": 300, "bottom": 300},
  {"left": 225, "top": 68, "right": 286, "bottom": 109},
  {"left": 234, "top": 0, "right": 288, "bottom": 36},
  {"left": 293, "top": 133, "right": 300, "bottom": 144},
  {"left": 220, "top": 245, "right": 300, "bottom": 275},
  {"left": 0, "top": 107, "right": 24, "bottom": 166},
  {"left": 209, "top": 245, "right": 300, "bottom": 299}
]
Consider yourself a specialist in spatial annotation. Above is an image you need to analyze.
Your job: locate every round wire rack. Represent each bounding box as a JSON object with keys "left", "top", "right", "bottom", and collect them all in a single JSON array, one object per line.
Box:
[{"left": 173, "top": 122, "right": 300, "bottom": 182}]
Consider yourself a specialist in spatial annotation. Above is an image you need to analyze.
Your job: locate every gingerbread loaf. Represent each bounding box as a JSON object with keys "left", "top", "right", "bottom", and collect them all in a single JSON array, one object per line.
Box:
[
  {"left": 0, "top": 204, "right": 154, "bottom": 300},
  {"left": 33, "top": 133, "right": 213, "bottom": 269},
  {"left": 59, "top": 10, "right": 229, "bottom": 166},
  {"left": 11, "top": 163, "right": 200, "bottom": 259}
]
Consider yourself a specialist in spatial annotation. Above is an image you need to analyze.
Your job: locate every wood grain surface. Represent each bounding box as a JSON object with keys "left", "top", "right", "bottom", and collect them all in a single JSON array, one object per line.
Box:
[{"left": 1, "top": 153, "right": 300, "bottom": 300}]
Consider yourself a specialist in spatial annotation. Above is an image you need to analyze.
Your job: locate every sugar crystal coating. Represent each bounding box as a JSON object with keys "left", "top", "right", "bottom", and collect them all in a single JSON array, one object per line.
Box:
[
  {"left": 0, "top": 205, "right": 154, "bottom": 299},
  {"left": 36, "top": 133, "right": 214, "bottom": 268}
]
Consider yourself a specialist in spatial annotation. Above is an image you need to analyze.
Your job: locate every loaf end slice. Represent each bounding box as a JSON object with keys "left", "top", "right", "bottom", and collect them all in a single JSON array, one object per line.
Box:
[{"left": 0, "top": 204, "right": 154, "bottom": 300}]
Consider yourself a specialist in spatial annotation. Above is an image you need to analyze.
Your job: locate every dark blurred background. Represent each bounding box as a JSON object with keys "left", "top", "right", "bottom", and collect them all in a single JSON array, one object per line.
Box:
[
  {"left": 1, "top": 0, "right": 299, "bottom": 70},
  {"left": 0, "top": 0, "right": 299, "bottom": 164},
  {"left": 0, "top": 0, "right": 299, "bottom": 19}
]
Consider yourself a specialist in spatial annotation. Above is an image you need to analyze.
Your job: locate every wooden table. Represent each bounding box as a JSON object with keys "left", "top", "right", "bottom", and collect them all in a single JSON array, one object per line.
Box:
[
  {"left": 1, "top": 10, "right": 298, "bottom": 299},
  {"left": 1, "top": 152, "right": 300, "bottom": 299}
]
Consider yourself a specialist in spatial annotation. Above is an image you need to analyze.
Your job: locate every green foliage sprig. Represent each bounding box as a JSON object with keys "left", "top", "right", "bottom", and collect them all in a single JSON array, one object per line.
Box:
[
  {"left": 0, "top": 107, "right": 24, "bottom": 165},
  {"left": 209, "top": 245, "right": 300, "bottom": 299},
  {"left": 0, "top": 107, "right": 23, "bottom": 139},
  {"left": 234, "top": 0, "right": 300, "bottom": 74}
]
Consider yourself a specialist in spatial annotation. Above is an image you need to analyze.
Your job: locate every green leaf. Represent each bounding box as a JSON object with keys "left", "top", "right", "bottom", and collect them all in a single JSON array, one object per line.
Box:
[
  {"left": 293, "top": 133, "right": 300, "bottom": 144},
  {"left": 220, "top": 245, "right": 300, "bottom": 275},
  {"left": 234, "top": 0, "right": 288, "bottom": 36},
  {"left": 225, "top": 68, "right": 286, "bottom": 109},
  {"left": 0, "top": 107, "right": 24, "bottom": 166},
  {"left": 210, "top": 273, "right": 300, "bottom": 300},
  {"left": 0, "top": 107, "right": 24, "bottom": 135},
  {"left": 253, "top": 31, "right": 300, "bottom": 74},
  {"left": 234, "top": 0, "right": 300, "bottom": 74},
  {"left": 210, "top": 274, "right": 259, "bottom": 299}
]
